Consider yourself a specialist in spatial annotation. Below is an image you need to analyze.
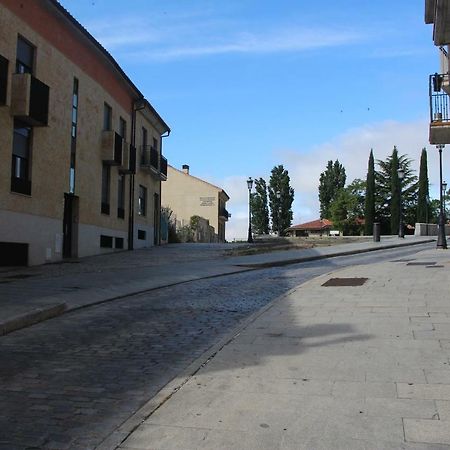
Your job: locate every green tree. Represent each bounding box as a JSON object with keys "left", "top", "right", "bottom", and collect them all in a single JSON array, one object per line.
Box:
[
  {"left": 268, "top": 165, "right": 294, "bottom": 236},
  {"left": 329, "top": 179, "right": 365, "bottom": 236},
  {"left": 318, "top": 160, "right": 346, "bottom": 219},
  {"left": 390, "top": 147, "right": 400, "bottom": 235},
  {"left": 376, "top": 148, "right": 418, "bottom": 234},
  {"left": 416, "top": 148, "right": 430, "bottom": 224},
  {"left": 364, "top": 149, "right": 375, "bottom": 235},
  {"left": 250, "top": 178, "right": 270, "bottom": 235}
]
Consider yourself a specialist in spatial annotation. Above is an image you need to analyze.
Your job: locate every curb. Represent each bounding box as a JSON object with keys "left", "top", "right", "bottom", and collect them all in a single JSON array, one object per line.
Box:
[
  {"left": 0, "top": 303, "right": 66, "bottom": 336},
  {"left": 96, "top": 283, "right": 303, "bottom": 450},
  {"left": 0, "top": 239, "right": 434, "bottom": 337}
]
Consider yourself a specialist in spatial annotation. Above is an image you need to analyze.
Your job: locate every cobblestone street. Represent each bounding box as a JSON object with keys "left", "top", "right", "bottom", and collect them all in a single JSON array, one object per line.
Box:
[{"left": 0, "top": 246, "right": 431, "bottom": 449}]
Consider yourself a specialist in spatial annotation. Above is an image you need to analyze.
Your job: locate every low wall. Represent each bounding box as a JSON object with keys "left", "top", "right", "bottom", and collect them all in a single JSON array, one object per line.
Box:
[{"left": 414, "top": 222, "right": 450, "bottom": 236}]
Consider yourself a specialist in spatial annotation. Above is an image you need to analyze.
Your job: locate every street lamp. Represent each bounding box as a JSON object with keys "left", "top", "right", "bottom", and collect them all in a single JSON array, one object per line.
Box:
[
  {"left": 276, "top": 191, "right": 281, "bottom": 237},
  {"left": 436, "top": 144, "right": 447, "bottom": 249},
  {"left": 247, "top": 177, "right": 253, "bottom": 243},
  {"left": 398, "top": 167, "right": 405, "bottom": 238},
  {"left": 443, "top": 180, "right": 447, "bottom": 218}
]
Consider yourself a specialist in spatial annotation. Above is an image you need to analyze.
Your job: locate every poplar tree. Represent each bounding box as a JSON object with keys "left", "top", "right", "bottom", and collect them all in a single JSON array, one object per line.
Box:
[
  {"left": 364, "top": 149, "right": 375, "bottom": 235},
  {"left": 268, "top": 165, "right": 294, "bottom": 236},
  {"left": 318, "top": 160, "right": 346, "bottom": 219},
  {"left": 250, "top": 178, "right": 270, "bottom": 235},
  {"left": 416, "top": 148, "right": 430, "bottom": 223}
]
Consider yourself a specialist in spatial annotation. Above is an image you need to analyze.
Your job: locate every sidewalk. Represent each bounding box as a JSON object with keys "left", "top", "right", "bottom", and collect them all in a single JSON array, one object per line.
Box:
[
  {"left": 0, "top": 236, "right": 433, "bottom": 336},
  {"left": 115, "top": 246, "right": 450, "bottom": 450}
]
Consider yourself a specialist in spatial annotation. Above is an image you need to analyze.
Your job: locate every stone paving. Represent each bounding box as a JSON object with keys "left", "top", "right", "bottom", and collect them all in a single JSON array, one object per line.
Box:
[
  {"left": 119, "top": 248, "right": 450, "bottom": 450},
  {"left": 0, "top": 246, "right": 427, "bottom": 449}
]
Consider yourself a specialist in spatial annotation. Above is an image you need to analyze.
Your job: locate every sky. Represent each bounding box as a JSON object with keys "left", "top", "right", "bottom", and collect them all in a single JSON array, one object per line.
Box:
[{"left": 59, "top": 0, "right": 441, "bottom": 240}]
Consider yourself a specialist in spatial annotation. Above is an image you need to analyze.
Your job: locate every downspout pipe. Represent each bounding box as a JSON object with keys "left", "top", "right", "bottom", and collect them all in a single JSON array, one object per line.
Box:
[
  {"left": 129, "top": 97, "right": 146, "bottom": 250},
  {"left": 159, "top": 130, "right": 170, "bottom": 245}
]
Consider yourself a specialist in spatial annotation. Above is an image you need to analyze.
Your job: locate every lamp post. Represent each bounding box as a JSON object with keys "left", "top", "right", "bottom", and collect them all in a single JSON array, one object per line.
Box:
[
  {"left": 276, "top": 191, "right": 281, "bottom": 237},
  {"left": 247, "top": 177, "right": 253, "bottom": 243},
  {"left": 436, "top": 144, "right": 447, "bottom": 249},
  {"left": 443, "top": 181, "right": 447, "bottom": 218},
  {"left": 398, "top": 167, "right": 405, "bottom": 238}
]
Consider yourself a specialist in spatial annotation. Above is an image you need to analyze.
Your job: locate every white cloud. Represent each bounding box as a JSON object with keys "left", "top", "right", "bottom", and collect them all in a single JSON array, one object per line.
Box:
[
  {"left": 85, "top": 13, "right": 365, "bottom": 62},
  {"left": 223, "top": 119, "right": 442, "bottom": 241}
]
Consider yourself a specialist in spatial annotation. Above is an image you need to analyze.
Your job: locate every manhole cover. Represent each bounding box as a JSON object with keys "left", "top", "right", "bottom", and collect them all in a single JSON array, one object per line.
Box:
[
  {"left": 407, "top": 262, "right": 436, "bottom": 266},
  {"left": 322, "top": 277, "right": 368, "bottom": 287}
]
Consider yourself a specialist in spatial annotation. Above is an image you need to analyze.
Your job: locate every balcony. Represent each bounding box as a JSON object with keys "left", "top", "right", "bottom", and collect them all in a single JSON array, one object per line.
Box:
[
  {"left": 119, "top": 144, "right": 136, "bottom": 174},
  {"left": 11, "top": 73, "right": 49, "bottom": 126},
  {"left": 140, "top": 146, "right": 159, "bottom": 175},
  {"left": 102, "top": 131, "right": 123, "bottom": 165},
  {"left": 0, "top": 54, "right": 8, "bottom": 105},
  {"left": 429, "top": 73, "right": 450, "bottom": 144},
  {"left": 219, "top": 207, "right": 230, "bottom": 221},
  {"left": 160, "top": 155, "right": 167, "bottom": 180}
]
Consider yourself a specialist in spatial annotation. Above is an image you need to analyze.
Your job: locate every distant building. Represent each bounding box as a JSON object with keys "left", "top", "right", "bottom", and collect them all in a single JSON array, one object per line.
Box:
[
  {"left": 0, "top": 0, "right": 170, "bottom": 266},
  {"left": 161, "top": 165, "right": 230, "bottom": 242},
  {"left": 286, "top": 219, "right": 333, "bottom": 237}
]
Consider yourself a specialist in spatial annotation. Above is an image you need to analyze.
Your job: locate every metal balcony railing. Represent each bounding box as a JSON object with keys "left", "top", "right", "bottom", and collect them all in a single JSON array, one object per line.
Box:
[
  {"left": 140, "top": 146, "right": 159, "bottom": 170},
  {"left": 430, "top": 73, "right": 450, "bottom": 123},
  {"left": 160, "top": 156, "right": 167, "bottom": 178}
]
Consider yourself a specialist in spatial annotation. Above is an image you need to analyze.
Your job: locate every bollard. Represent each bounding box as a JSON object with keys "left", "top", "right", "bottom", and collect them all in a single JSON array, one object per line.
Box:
[{"left": 373, "top": 222, "right": 380, "bottom": 242}]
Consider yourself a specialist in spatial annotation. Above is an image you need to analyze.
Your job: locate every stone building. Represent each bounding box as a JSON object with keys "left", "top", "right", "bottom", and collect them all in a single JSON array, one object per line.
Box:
[
  {"left": 161, "top": 165, "right": 230, "bottom": 243},
  {"left": 0, "top": 0, "right": 170, "bottom": 266}
]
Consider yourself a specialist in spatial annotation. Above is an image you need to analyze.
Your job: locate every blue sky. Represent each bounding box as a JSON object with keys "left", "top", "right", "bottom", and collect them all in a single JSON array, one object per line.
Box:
[{"left": 59, "top": 0, "right": 439, "bottom": 239}]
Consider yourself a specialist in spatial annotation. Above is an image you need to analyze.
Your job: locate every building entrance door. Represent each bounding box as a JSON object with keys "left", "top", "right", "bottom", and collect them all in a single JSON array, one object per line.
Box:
[{"left": 63, "top": 193, "right": 78, "bottom": 258}]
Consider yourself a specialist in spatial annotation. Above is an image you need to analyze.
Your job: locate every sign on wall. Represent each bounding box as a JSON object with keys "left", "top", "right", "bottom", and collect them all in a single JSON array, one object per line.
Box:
[{"left": 200, "top": 197, "right": 215, "bottom": 206}]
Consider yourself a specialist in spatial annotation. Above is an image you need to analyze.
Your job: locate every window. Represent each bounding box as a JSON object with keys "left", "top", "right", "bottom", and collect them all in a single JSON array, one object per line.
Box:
[
  {"left": 103, "top": 103, "right": 112, "bottom": 131},
  {"left": 138, "top": 185, "right": 147, "bottom": 216},
  {"left": 117, "top": 174, "right": 125, "bottom": 219},
  {"left": 11, "top": 121, "right": 32, "bottom": 195},
  {"left": 16, "top": 36, "right": 34, "bottom": 74},
  {"left": 101, "top": 165, "right": 110, "bottom": 214},
  {"left": 115, "top": 237, "right": 124, "bottom": 249},
  {"left": 70, "top": 78, "right": 79, "bottom": 194},
  {"left": 100, "top": 235, "right": 113, "bottom": 248},
  {"left": 119, "top": 117, "right": 127, "bottom": 140},
  {"left": 137, "top": 229, "right": 146, "bottom": 240},
  {"left": 0, "top": 54, "right": 8, "bottom": 105},
  {"left": 142, "top": 127, "right": 148, "bottom": 147},
  {"left": 152, "top": 137, "right": 158, "bottom": 151}
]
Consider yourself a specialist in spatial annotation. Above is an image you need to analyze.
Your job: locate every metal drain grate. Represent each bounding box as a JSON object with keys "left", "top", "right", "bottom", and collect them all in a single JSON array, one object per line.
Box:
[
  {"left": 407, "top": 262, "right": 436, "bottom": 266},
  {"left": 322, "top": 277, "right": 368, "bottom": 287},
  {"left": 391, "top": 259, "right": 415, "bottom": 263},
  {"left": 426, "top": 265, "right": 444, "bottom": 268}
]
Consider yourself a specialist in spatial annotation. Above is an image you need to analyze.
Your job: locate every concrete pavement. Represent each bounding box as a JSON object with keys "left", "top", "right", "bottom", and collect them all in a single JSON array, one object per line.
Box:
[
  {"left": 0, "top": 236, "right": 433, "bottom": 336},
  {"left": 115, "top": 245, "right": 450, "bottom": 450}
]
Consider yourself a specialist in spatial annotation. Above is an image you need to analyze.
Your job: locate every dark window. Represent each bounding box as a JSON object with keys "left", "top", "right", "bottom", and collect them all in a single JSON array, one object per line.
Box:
[
  {"left": 142, "top": 127, "right": 148, "bottom": 147},
  {"left": 101, "top": 165, "right": 110, "bottom": 214},
  {"left": 0, "top": 242, "right": 28, "bottom": 266},
  {"left": 103, "top": 103, "right": 112, "bottom": 131},
  {"left": 137, "top": 229, "right": 146, "bottom": 240},
  {"left": 100, "top": 235, "right": 113, "bottom": 248},
  {"left": 153, "top": 137, "right": 158, "bottom": 151},
  {"left": 138, "top": 185, "right": 147, "bottom": 216},
  {"left": 117, "top": 174, "right": 125, "bottom": 219},
  {"left": 70, "top": 78, "right": 79, "bottom": 194},
  {"left": 115, "top": 237, "right": 124, "bottom": 249},
  {"left": 16, "top": 36, "right": 34, "bottom": 74},
  {"left": 119, "top": 117, "right": 127, "bottom": 140},
  {"left": 0, "top": 54, "right": 8, "bottom": 105},
  {"left": 11, "top": 121, "right": 32, "bottom": 195}
]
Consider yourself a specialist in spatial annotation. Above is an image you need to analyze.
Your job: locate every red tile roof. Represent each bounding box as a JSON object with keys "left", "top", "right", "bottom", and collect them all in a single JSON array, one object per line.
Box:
[{"left": 287, "top": 219, "right": 333, "bottom": 231}]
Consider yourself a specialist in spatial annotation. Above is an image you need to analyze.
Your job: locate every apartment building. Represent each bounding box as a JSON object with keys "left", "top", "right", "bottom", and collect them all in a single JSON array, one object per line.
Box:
[
  {"left": 0, "top": 0, "right": 170, "bottom": 266},
  {"left": 161, "top": 165, "right": 230, "bottom": 242},
  {"left": 426, "top": 0, "right": 450, "bottom": 144}
]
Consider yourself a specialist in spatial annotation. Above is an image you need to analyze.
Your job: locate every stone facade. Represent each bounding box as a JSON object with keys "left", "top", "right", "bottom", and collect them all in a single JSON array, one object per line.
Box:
[
  {"left": 0, "top": 0, "right": 170, "bottom": 265},
  {"left": 161, "top": 165, "right": 230, "bottom": 243}
]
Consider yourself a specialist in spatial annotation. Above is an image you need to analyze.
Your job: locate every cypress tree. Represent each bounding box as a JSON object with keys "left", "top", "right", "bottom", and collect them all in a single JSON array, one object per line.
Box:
[
  {"left": 364, "top": 149, "right": 375, "bottom": 235},
  {"left": 390, "top": 146, "right": 400, "bottom": 235},
  {"left": 417, "top": 148, "right": 430, "bottom": 224},
  {"left": 250, "top": 178, "right": 270, "bottom": 235},
  {"left": 268, "top": 165, "right": 294, "bottom": 235}
]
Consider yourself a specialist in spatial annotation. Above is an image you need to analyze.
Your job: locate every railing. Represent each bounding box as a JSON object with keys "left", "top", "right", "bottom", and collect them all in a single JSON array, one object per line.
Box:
[
  {"left": 430, "top": 73, "right": 450, "bottom": 123},
  {"left": 140, "top": 146, "right": 159, "bottom": 170},
  {"left": 219, "top": 208, "right": 230, "bottom": 220},
  {"left": 160, "top": 156, "right": 167, "bottom": 177}
]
